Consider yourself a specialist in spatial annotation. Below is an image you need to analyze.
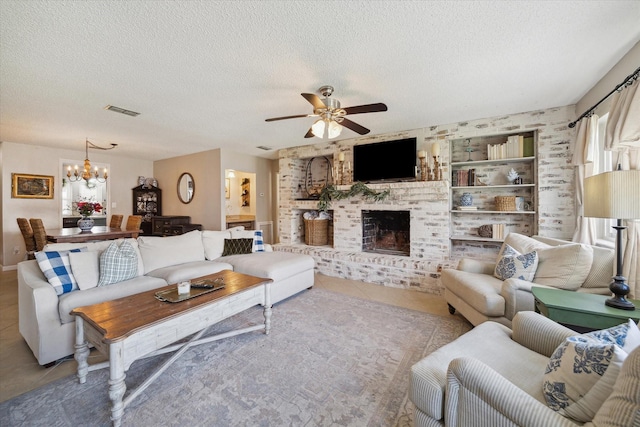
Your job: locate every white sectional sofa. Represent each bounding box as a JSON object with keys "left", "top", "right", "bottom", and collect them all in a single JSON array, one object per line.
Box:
[{"left": 18, "top": 229, "right": 315, "bottom": 365}]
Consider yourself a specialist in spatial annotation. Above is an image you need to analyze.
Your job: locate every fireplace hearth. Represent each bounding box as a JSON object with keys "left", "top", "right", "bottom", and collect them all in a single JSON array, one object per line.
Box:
[{"left": 362, "top": 210, "right": 410, "bottom": 256}]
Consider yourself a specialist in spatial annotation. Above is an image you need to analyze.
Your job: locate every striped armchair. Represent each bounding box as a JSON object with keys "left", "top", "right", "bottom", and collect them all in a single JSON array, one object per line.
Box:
[{"left": 410, "top": 312, "right": 640, "bottom": 426}]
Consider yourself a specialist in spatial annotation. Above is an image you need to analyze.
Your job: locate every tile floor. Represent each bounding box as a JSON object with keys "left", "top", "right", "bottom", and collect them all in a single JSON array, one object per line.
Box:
[{"left": 0, "top": 269, "right": 464, "bottom": 403}]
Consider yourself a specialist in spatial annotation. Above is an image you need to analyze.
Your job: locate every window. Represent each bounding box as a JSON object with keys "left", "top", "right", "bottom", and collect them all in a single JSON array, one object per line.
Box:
[{"left": 593, "top": 113, "right": 615, "bottom": 244}]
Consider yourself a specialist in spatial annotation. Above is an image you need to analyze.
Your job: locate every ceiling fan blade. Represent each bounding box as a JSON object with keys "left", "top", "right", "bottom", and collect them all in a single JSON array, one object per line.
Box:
[
  {"left": 304, "top": 128, "right": 315, "bottom": 138},
  {"left": 340, "top": 118, "right": 370, "bottom": 135},
  {"left": 343, "top": 103, "right": 388, "bottom": 115},
  {"left": 301, "top": 93, "right": 326, "bottom": 110},
  {"left": 265, "top": 114, "right": 311, "bottom": 122}
]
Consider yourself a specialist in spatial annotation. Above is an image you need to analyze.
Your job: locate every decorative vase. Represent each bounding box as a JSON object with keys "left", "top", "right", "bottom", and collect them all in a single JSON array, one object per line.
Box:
[
  {"left": 77, "top": 216, "right": 94, "bottom": 231},
  {"left": 460, "top": 192, "right": 473, "bottom": 207}
]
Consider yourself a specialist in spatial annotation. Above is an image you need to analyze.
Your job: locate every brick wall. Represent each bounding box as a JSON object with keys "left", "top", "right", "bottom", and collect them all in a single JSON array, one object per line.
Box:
[{"left": 276, "top": 105, "right": 576, "bottom": 294}]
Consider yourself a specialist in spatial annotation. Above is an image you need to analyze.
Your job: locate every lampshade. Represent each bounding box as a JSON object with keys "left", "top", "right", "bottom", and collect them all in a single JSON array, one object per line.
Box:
[
  {"left": 584, "top": 170, "right": 640, "bottom": 219},
  {"left": 328, "top": 120, "right": 342, "bottom": 139},
  {"left": 311, "top": 118, "right": 342, "bottom": 139}
]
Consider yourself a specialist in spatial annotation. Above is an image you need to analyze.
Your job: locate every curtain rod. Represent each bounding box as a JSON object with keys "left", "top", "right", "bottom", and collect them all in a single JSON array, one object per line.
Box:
[{"left": 568, "top": 66, "right": 640, "bottom": 128}]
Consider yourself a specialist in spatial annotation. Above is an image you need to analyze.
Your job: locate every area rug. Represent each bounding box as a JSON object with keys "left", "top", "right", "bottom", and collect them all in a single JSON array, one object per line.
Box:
[{"left": 0, "top": 288, "right": 471, "bottom": 426}]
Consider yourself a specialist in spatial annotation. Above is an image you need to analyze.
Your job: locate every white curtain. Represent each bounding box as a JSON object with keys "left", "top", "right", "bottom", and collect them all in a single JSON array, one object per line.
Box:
[
  {"left": 606, "top": 77, "right": 640, "bottom": 298},
  {"left": 571, "top": 115, "right": 598, "bottom": 245},
  {"left": 605, "top": 77, "right": 640, "bottom": 149}
]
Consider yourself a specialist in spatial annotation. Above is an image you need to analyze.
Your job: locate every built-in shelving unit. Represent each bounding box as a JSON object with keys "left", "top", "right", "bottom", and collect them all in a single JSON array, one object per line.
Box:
[{"left": 449, "top": 131, "right": 538, "bottom": 246}]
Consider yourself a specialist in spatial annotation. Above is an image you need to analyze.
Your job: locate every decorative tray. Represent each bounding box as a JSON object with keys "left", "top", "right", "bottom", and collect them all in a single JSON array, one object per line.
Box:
[{"left": 155, "top": 278, "right": 225, "bottom": 303}]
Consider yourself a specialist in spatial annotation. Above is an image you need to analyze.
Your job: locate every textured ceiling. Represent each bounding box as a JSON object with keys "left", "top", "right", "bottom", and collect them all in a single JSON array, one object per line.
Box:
[{"left": 1, "top": 1, "right": 639, "bottom": 161}]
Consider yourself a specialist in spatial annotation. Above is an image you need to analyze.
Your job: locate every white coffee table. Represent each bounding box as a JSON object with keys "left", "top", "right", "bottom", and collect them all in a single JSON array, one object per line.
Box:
[{"left": 72, "top": 270, "right": 272, "bottom": 427}]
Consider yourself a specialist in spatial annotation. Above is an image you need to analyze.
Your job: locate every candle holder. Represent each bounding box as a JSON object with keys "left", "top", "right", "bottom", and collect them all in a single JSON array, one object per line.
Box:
[
  {"left": 433, "top": 156, "right": 441, "bottom": 181},
  {"left": 418, "top": 154, "right": 428, "bottom": 181},
  {"left": 344, "top": 161, "right": 352, "bottom": 185}
]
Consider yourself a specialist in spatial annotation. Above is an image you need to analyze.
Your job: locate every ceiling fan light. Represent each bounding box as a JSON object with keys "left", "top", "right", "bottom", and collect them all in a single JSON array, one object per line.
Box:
[
  {"left": 328, "top": 120, "right": 342, "bottom": 139},
  {"left": 311, "top": 118, "right": 326, "bottom": 138}
]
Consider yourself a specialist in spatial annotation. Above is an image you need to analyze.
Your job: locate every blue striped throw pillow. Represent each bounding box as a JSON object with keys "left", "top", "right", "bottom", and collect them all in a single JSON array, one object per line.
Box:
[{"left": 254, "top": 230, "right": 265, "bottom": 252}]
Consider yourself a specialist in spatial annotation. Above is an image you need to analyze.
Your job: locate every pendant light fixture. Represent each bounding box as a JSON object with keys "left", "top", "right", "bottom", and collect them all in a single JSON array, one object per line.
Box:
[{"left": 66, "top": 138, "right": 117, "bottom": 183}]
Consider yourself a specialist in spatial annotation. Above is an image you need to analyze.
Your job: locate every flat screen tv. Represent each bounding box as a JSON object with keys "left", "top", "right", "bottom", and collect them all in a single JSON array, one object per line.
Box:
[{"left": 353, "top": 137, "right": 417, "bottom": 183}]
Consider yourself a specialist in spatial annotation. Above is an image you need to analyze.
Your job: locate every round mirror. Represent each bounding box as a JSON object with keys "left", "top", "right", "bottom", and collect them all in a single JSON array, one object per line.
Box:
[{"left": 177, "top": 172, "right": 195, "bottom": 204}]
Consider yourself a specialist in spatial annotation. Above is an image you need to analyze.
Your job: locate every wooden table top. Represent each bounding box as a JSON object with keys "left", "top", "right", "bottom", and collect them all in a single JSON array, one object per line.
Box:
[
  {"left": 71, "top": 270, "right": 272, "bottom": 343},
  {"left": 46, "top": 226, "right": 139, "bottom": 243}
]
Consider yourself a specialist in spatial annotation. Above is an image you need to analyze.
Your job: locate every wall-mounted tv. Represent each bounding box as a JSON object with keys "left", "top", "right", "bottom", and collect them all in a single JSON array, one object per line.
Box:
[{"left": 353, "top": 137, "right": 417, "bottom": 183}]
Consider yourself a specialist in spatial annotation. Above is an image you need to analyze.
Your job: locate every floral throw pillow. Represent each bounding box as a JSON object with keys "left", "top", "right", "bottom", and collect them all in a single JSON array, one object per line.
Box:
[
  {"left": 542, "top": 321, "right": 640, "bottom": 422},
  {"left": 493, "top": 244, "right": 538, "bottom": 281}
]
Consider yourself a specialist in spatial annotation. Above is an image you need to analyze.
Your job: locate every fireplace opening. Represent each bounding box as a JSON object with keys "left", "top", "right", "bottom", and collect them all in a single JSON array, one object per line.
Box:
[{"left": 362, "top": 210, "right": 410, "bottom": 256}]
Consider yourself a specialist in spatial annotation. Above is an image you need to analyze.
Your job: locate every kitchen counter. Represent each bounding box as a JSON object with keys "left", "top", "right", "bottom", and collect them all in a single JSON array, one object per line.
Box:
[{"left": 226, "top": 215, "right": 255, "bottom": 230}]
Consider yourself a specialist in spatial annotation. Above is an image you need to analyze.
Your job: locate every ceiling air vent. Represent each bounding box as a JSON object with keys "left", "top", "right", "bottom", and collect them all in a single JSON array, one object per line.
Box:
[
  {"left": 257, "top": 146, "right": 273, "bottom": 151},
  {"left": 104, "top": 105, "right": 140, "bottom": 117}
]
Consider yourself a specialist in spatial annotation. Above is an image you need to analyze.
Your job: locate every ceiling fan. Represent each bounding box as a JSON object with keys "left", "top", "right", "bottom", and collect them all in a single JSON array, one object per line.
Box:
[{"left": 265, "top": 85, "right": 387, "bottom": 139}]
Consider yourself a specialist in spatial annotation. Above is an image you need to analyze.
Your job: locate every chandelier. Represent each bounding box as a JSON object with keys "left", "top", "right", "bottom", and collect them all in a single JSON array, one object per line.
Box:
[{"left": 67, "top": 138, "right": 117, "bottom": 183}]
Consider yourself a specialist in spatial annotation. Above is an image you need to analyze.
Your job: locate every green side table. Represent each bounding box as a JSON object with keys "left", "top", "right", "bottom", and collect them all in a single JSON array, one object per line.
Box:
[{"left": 532, "top": 286, "right": 640, "bottom": 331}]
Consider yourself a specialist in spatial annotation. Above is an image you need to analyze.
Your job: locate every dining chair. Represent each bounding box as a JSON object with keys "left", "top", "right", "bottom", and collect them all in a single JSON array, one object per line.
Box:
[
  {"left": 17, "top": 218, "right": 37, "bottom": 259},
  {"left": 109, "top": 214, "right": 124, "bottom": 229},
  {"left": 29, "top": 218, "right": 48, "bottom": 251},
  {"left": 125, "top": 215, "right": 143, "bottom": 238}
]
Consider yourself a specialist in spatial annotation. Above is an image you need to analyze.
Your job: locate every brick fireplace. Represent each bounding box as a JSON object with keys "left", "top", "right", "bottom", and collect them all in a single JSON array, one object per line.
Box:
[
  {"left": 362, "top": 210, "right": 410, "bottom": 256},
  {"left": 274, "top": 105, "right": 575, "bottom": 294},
  {"left": 276, "top": 179, "right": 452, "bottom": 293}
]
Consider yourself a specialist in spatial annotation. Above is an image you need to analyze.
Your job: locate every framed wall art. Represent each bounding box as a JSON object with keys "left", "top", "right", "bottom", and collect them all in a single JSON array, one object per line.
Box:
[
  {"left": 225, "top": 178, "right": 230, "bottom": 199},
  {"left": 11, "top": 173, "right": 54, "bottom": 199}
]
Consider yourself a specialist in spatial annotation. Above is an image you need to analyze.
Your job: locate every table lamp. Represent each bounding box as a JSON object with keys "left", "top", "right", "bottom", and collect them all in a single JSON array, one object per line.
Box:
[{"left": 584, "top": 169, "right": 640, "bottom": 310}]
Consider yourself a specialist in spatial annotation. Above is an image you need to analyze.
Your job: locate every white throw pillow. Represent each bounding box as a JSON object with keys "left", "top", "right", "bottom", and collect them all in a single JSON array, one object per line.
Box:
[
  {"left": 202, "top": 230, "right": 231, "bottom": 260},
  {"left": 622, "top": 320, "right": 640, "bottom": 353},
  {"left": 493, "top": 244, "right": 538, "bottom": 281},
  {"left": 138, "top": 230, "right": 205, "bottom": 274},
  {"left": 69, "top": 251, "right": 100, "bottom": 290},
  {"left": 499, "top": 234, "right": 593, "bottom": 289},
  {"left": 534, "top": 244, "right": 593, "bottom": 290}
]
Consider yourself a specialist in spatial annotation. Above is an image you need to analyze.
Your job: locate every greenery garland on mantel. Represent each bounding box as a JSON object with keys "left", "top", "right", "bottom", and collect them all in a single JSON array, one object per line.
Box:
[{"left": 317, "top": 182, "right": 391, "bottom": 212}]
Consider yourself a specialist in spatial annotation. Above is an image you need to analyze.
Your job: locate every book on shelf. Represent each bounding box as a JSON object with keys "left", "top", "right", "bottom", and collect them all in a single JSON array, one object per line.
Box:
[
  {"left": 491, "top": 223, "right": 507, "bottom": 240},
  {"left": 457, "top": 206, "right": 477, "bottom": 210},
  {"left": 487, "top": 135, "right": 533, "bottom": 160},
  {"left": 454, "top": 169, "right": 476, "bottom": 187}
]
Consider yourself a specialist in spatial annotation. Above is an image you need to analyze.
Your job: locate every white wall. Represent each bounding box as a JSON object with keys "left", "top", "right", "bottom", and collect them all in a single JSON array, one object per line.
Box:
[{"left": 1, "top": 141, "right": 153, "bottom": 268}]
